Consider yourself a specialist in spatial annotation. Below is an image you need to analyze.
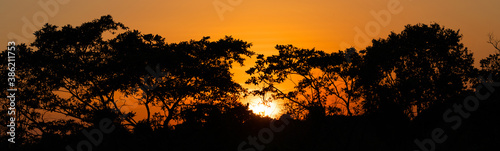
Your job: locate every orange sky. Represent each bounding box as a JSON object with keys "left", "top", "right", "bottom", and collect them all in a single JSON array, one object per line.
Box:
[{"left": 2, "top": 0, "right": 500, "bottom": 119}]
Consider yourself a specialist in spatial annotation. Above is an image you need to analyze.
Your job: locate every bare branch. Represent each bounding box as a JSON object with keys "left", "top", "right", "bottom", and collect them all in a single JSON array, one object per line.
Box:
[{"left": 488, "top": 33, "right": 500, "bottom": 52}]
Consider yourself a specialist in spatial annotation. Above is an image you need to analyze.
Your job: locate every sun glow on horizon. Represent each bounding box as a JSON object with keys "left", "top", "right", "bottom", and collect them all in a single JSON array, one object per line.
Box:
[{"left": 248, "top": 98, "right": 281, "bottom": 118}]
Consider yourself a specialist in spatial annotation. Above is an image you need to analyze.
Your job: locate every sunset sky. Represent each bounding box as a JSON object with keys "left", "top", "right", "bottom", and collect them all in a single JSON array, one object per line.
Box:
[{"left": 2, "top": 0, "right": 500, "bottom": 118}]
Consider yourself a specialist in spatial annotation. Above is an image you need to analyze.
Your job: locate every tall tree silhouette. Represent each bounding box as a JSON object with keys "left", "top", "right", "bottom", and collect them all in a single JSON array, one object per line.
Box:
[
  {"left": 480, "top": 33, "right": 500, "bottom": 81},
  {"left": 143, "top": 36, "right": 254, "bottom": 128},
  {"left": 358, "top": 23, "right": 477, "bottom": 119},
  {"left": 246, "top": 45, "right": 362, "bottom": 118},
  {"left": 0, "top": 15, "right": 255, "bottom": 144},
  {"left": 0, "top": 15, "right": 131, "bottom": 143}
]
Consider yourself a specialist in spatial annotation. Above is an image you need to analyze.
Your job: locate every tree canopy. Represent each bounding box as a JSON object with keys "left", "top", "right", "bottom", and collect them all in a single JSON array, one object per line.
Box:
[
  {"left": 246, "top": 45, "right": 362, "bottom": 119},
  {"left": 357, "top": 23, "right": 477, "bottom": 119},
  {"left": 1, "top": 16, "right": 499, "bottom": 151},
  {"left": 0, "top": 15, "right": 255, "bottom": 142}
]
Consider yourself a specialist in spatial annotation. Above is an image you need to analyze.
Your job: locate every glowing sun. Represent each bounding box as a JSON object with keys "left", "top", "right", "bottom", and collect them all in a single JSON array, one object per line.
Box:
[{"left": 249, "top": 99, "right": 280, "bottom": 118}]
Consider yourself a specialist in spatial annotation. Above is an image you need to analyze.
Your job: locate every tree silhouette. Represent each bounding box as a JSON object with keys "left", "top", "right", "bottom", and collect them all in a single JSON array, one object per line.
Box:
[
  {"left": 357, "top": 23, "right": 477, "bottom": 119},
  {"left": 0, "top": 15, "right": 131, "bottom": 144},
  {"left": 480, "top": 33, "right": 500, "bottom": 81},
  {"left": 140, "top": 35, "right": 254, "bottom": 128},
  {"left": 0, "top": 15, "right": 255, "bottom": 145},
  {"left": 2, "top": 15, "right": 499, "bottom": 151},
  {"left": 246, "top": 45, "right": 362, "bottom": 118}
]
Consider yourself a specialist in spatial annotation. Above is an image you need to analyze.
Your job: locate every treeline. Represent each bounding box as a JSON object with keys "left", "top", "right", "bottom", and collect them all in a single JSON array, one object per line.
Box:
[{"left": 1, "top": 15, "right": 499, "bottom": 151}]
